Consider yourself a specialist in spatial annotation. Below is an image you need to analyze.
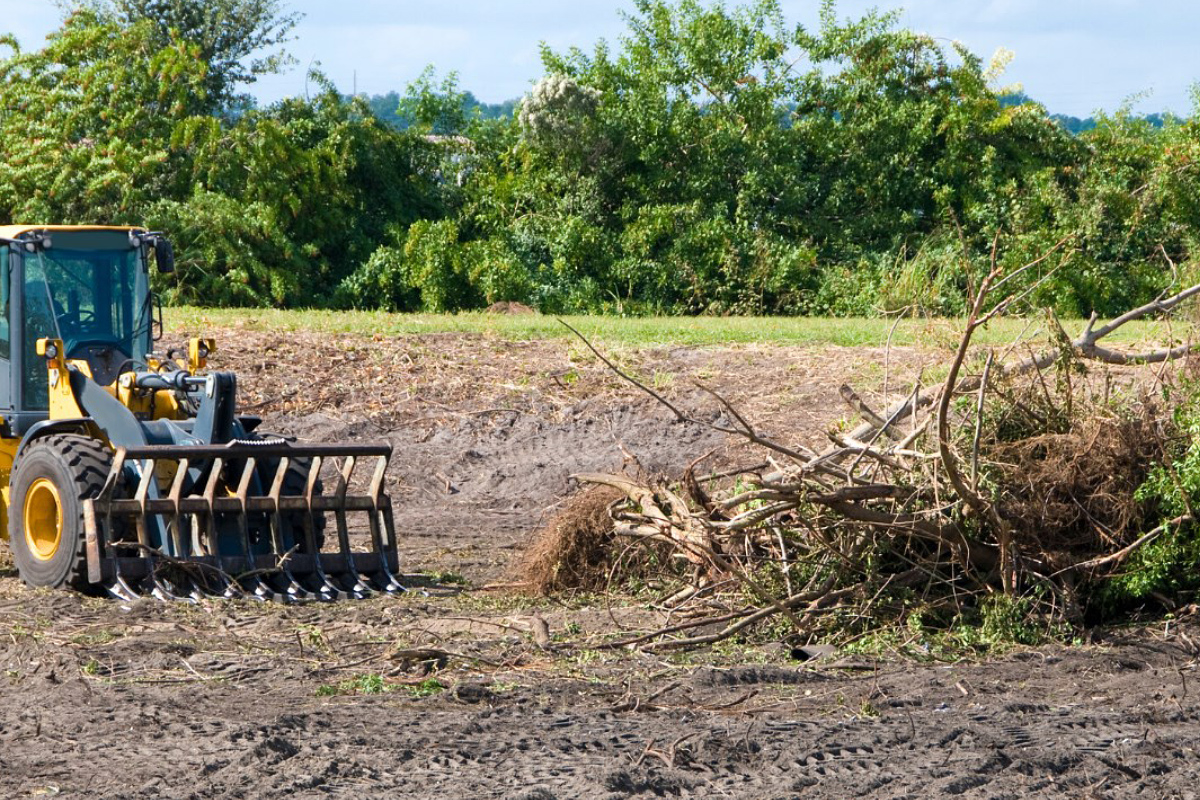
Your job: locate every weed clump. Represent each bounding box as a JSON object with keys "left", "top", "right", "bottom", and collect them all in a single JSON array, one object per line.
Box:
[{"left": 316, "top": 674, "right": 446, "bottom": 698}]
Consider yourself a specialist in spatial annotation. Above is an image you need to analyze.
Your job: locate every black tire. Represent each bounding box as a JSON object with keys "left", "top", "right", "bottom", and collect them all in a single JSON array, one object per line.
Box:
[
  {"left": 253, "top": 433, "right": 327, "bottom": 553},
  {"left": 8, "top": 434, "right": 111, "bottom": 590}
]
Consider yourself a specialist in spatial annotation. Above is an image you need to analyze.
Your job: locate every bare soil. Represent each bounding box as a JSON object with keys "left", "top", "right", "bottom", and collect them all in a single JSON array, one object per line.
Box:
[{"left": 0, "top": 325, "right": 1194, "bottom": 799}]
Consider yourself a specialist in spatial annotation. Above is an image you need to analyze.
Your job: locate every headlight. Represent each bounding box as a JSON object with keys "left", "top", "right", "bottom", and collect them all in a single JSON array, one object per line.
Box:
[{"left": 43, "top": 342, "right": 58, "bottom": 360}]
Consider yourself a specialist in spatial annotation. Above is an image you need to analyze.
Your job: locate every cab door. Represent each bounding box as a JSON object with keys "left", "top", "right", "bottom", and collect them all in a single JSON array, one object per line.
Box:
[{"left": 0, "top": 247, "right": 13, "bottom": 413}]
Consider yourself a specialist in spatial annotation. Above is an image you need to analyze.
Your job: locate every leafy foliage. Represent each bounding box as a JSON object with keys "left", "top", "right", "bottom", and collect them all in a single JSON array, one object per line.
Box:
[
  {"left": 91, "top": 0, "right": 300, "bottom": 113},
  {"left": 155, "top": 81, "right": 442, "bottom": 305},
  {"left": 1, "top": 0, "right": 1197, "bottom": 316},
  {"left": 336, "top": 0, "right": 1094, "bottom": 315},
  {"left": 0, "top": 9, "right": 206, "bottom": 223},
  {"left": 1109, "top": 381, "right": 1200, "bottom": 606}
]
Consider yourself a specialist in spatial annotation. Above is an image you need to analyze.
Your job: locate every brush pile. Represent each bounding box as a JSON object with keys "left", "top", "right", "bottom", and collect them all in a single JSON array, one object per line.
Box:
[{"left": 546, "top": 262, "right": 1200, "bottom": 650}]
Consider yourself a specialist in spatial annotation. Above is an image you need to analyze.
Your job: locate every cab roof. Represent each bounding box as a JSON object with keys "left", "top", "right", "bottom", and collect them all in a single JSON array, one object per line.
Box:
[{"left": 0, "top": 225, "right": 145, "bottom": 240}]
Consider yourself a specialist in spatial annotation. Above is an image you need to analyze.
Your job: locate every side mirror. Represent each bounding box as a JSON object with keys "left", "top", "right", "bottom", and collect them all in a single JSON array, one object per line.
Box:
[{"left": 154, "top": 238, "right": 175, "bottom": 274}]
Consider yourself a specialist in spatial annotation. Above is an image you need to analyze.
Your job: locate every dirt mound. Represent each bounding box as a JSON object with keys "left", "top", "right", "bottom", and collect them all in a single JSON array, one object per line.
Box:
[{"left": 485, "top": 300, "right": 536, "bottom": 315}]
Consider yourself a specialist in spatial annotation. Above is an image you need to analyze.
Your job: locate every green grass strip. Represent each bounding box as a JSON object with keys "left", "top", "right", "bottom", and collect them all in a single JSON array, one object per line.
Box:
[{"left": 167, "top": 307, "right": 1173, "bottom": 349}]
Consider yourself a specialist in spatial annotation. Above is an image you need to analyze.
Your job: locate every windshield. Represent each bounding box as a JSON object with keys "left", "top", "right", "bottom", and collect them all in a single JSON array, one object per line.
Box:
[{"left": 23, "top": 231, "right": 151, "bottom": 409}]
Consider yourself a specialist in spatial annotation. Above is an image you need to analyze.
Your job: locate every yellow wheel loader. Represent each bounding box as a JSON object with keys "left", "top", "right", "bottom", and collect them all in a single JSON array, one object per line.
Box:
[{"left": 0, "top": 226, "right": 402, "bottom": 601}]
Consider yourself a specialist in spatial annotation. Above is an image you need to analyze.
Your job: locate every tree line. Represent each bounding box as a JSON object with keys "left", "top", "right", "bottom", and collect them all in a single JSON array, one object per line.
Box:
[{"left": 0, "top": 0, "right": 1197, "bottom": 317}]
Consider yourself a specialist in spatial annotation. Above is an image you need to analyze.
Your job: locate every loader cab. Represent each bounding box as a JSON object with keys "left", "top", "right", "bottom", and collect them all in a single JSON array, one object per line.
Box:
[{"left": 0, "top": 227, "right": 161, "bottom": 435}]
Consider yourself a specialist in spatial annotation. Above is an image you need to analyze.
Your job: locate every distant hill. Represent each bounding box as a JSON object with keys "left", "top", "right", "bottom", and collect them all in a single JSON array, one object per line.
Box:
[
  {"left": 359, "top": 88, "right": 1177, "bottom": 136},
  {"left": 998, "top": 92, "right": 1174, "bottom": 133},
  {"left": 360, "top": 91, "right": 516, "bottom": 130}
]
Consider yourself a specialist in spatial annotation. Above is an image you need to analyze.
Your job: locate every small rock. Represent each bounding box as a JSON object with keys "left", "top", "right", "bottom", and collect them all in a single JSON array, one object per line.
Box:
[{"left": 791, "top": 644, "right": 837, "bottom": 662}]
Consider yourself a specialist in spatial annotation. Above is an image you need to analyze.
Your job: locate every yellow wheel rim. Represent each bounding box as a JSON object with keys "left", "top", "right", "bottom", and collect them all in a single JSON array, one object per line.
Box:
[{"left": 24, "top": 478, "right": 63, "bottom": 562}]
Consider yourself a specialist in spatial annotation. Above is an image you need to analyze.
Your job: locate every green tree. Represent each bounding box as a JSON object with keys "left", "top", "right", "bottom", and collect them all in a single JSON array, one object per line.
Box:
[
  {"left": 156, "top": 76, "right": 444, "bottom": 305},
  {"left": 92, "top": 0, "right": 300, "bottom": 112},
  {"left": 0, "top": 8, "right": 207, "bottom": 223}
]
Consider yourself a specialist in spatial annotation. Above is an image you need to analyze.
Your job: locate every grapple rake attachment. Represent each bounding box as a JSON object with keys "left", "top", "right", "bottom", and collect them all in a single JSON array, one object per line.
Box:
[{"left": 82, "top": 441, "right": 403, "bottom": 602}]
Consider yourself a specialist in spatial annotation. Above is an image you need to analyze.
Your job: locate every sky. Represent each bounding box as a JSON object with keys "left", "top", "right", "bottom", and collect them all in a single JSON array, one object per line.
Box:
[{"left": 3, "top": 0, "right": 1198, "bottom": 118}]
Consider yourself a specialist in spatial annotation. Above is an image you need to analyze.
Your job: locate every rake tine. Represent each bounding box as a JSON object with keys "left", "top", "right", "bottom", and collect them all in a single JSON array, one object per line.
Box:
[
  {"left": 145, "top": 560, "right": 188, "bottom": 602},
  {"left": 242, "top": 565, "right": 296, "bottom": 604},
  {"left": 96, "top": 451, "right": 143, "bottom": 601},
  {"left": 234, "top": 456, "right": 256, "bottom": 556},
  {"left": 282, "top": 571, "right": 317, "bottom": 603},
  {"left": 332, "top": 457, "right": 370, "bottom": 599},
  {"left": 149, "top": 577, "right": 193, "bottom": 604},
  {"left": 301, "top": 456, "right": 343, "bottom": 601},
  {"left": 165, "top": 458, "right": 190, "bottom": 559},
  {"left": 201, "top": 457, "right": 244, "bottom": 601},
  {"left": 225, "top": 458, "right": 278, "bottom": 601},
  {"left": 132, "top": 458, "right": 159, "bottom": 590},
  {"left": 364, "top": 456, "right": 404, "bottom": 595},
  {"left": 185, "top": 576, "right": 206, "bottom": 603},
  {"left": 104, "top": 571, "right": 141, "bottom": 602},
  {"left": 265, "top": 457, "right": 313, "bottom": 602},
  {"left": 266, "top": 456, "right": 289, "bottom": 554},
  {"left": 248, "top": 575, "right": 281, "bottom": 602},
  {"left": 213, "top": 578, "right": 246, "bottom": 601},
  {"left": 175, "top": 518, "right": 206, "bottom": 602},
  {"left": 201, "top": 457, "right": 223, "bottom": 557},
  {"left": 363, "top": 506, "right": 402, "bottom": 592}
]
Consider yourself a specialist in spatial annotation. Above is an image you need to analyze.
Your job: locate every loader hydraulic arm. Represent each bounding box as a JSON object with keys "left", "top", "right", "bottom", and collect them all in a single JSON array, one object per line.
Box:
[{"left": 122, "top": 370, "right": 206, "bottom": 393}]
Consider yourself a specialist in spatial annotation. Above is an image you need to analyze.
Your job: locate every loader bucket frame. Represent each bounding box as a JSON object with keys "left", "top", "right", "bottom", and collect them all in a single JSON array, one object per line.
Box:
[{"left": 82, "top": 441, "right": 403, "bottom": 602}]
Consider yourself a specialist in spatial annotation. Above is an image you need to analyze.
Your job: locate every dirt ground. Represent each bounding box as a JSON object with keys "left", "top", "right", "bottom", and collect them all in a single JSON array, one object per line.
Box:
[{"left": 0, "top": 323, "right": 1196, "bottom": 799}]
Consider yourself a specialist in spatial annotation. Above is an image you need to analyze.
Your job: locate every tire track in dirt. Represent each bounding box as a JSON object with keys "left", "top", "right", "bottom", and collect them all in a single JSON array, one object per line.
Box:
[
  {"left": 38, "top": 700, "right": 1194, "bottom": 798},
  {"left": 4, "top": 331, "right": 1193, "bottom": 798},
  {"left": 276, "top": 397, "right": 730, "bottom": 580}
]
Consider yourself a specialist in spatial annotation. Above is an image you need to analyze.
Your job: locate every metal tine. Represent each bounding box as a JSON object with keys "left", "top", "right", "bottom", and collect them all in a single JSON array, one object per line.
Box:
[
  {"left": 161, "top": 458, "right": 203, "bottom": 602},
  {"left": 104, "top": 575, "right": 141, "bottom": 602},
  {"left": 364, "top": 455, "right": 404, "bottom": 594},
  {"left": 166, "top": 458, "right": 190, "bottom": 558},
  {"left": 302, "top": 456, "right": 344, "bottom": 601},
  {"left": 133, "top": 458, "right": 196, "bottom": 603},
  {"left": 181, "top": 523, "right": 206, "bottom": 603},
  {"left": 132, "top": 458, "right": 158, "bottom": 594},
  {"left": 232, "top": 457, "right": 280, "bottom": 602},
  {"left": 148, "top": 570, "right": 190, "bottom": 603},
  {"left": 118, "top": 458, "right": 168, "bottom": 601},
  {"left": 95, "top": 449, "right": 131, "bottom": 593},
  {"left": 380, "top": 502, "right": 404, "bottom": 593},
  {"left": 202, "top": 457, "right": 245, "bottom": 600},
  {"left": 266, "top": 456, "right": 313, "bottom": 602},
  {"left": 332, "top": 456, "right": 370, "bottom": 599},
  {"left": 266, "top": 456, "right": 289, "bottom": 554},
  {"left": 96, "top": 440, "right": 141, "bottom": 604},
  {"left": 184, "top": 561, "right": 241, "bottom": 602}
]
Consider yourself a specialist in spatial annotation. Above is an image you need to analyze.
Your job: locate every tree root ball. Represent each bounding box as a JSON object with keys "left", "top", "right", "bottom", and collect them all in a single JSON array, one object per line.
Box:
[{"left": 519, "top": 486, "right": 623, "bottom": 594}]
